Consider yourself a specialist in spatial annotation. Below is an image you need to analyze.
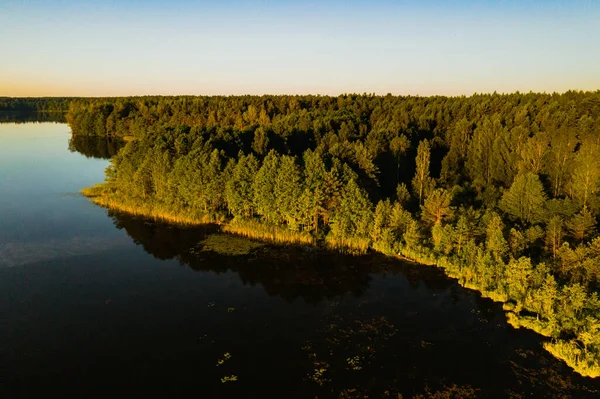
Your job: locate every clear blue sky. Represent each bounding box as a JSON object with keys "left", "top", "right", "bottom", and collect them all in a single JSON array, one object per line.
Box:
[{"left": 1, "top": 0, "right": 598, "bottom": 96}]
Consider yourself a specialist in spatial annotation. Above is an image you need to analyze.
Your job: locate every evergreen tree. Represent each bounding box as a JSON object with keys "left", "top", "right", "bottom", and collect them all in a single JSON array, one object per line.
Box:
[
  {"left": 505, "top": 257, "right": 534, "bottom": 306},
  {"left": 567, "top": 208, "right": 596, "bottom": 242},
  {"left": 403, "top": 220, "right": 423, "bottom": 255},
  {"left": 486, "top": 213, "right": 508, "bottom": 259},
  {"left": 329, "top": 179, "right": 373, "bottom": 242},
  {"left": 274, "top": 155, "right": 302, "bottom": 229},
  {"left": 568, "top": 143, "right": 600, "bottom": 210},
  {"left": 499, "top": 173, "right": 547, "bottom": 225},
  {"left": 252, "top": 127, "right": 269, "bottom": 155},
  {"left": 253, "top": 150, "right": 280, "bottom": 223},
  {"left": 545, "top": 216, "right": 564, "bottom": 260},
  {"left": 225, "top": 153, "right": 259, "bottom": 218},
  {"left": 466, "top": 117, "right": 497, "bottom": 188},
  {"left": 395, "top": 183, "right": 411, "bottom": 206},
  {"left": 390, "top": 134, "right": 410, "bottom": 185},
  {"left": 412, "top": 139, "right": 435, "bottom": 204},
  {"left": 372, "top": 199, "right": 393, "bottom": 243},
  {"left": 421, "top": 188, "right": 453, "bottom": 226}
]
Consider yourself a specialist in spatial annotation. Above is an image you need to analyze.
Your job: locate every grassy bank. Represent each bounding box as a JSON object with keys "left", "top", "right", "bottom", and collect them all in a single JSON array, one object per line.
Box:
[
  {"left": 223, "top": 218, "right": 314, "bottom": 246},
  {"left": 82, "top": 187, "right": 599, "bottom": 379},
  {"left": 82, "top": 186, "right": 216, "bottom": 226},
  {"left": 544, "top": 340, "right": 600, "bottom": 379}
]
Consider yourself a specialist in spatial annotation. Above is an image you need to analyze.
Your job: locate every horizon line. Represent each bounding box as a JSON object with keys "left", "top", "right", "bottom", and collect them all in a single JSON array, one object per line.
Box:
[{"left": 3, "top": 89, "right": 600, "bottom": 99}]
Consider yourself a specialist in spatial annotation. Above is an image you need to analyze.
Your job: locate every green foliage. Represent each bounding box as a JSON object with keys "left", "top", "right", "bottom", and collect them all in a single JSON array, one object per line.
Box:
[
  {"left": 225, "top": 153, "right": 259, "bottom": 218},
  {"left": 485, "top": 213, "right": 508, "bottom": 259},
  {"left": 499, "top": 173, "right": 547, "bottom": 225},
  {"left": 0, "top": 97, "right": 72, "bottom": 112},
  {"left": 412, "top": 139, "right": 435, "bottom": 204},
  {"left": 566, "top": 208, "right": 596, "bottom": 242},
  {"left": 75, "top": 91, "right": 600, "bottom": 378},
  {"left": 274, "top": 155, "right": 303, "bottom": 229},
  {"left": 545, "top": 216, "right": 564, "bottom": 259},
  {"left": 253, "top": 150, "right": 280, "bottom": 224},
  {"left": 395, "top": 183, "right": 411, "bottom": 206},
  {"left": 328, "top": 179, "right": 373, "bottom": 251},
  {"left": 421, "top": 188, "right": 453, "bottom": 226}
]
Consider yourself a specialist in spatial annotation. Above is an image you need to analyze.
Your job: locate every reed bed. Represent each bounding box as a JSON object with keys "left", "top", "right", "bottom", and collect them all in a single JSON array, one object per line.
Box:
[
  {"left": 544, "top": 340, "right": 600, "bottom": 378},
  {"left": 506, "top": 312, "right": 554, "bottom": 337},
  {"left": 223, "top": 218, "right": 314, "bottom": 246},
  {"left": 83, "top": 188, "right": 213, "bottom": 226},
  {"left": 325, "top": 235, "right": 370, "bottom": 255}
]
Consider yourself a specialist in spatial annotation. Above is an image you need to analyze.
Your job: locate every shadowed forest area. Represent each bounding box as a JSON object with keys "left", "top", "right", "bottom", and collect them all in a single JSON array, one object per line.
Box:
[{"left": 4, "top": 92, "right": 600, "bottom": 378}]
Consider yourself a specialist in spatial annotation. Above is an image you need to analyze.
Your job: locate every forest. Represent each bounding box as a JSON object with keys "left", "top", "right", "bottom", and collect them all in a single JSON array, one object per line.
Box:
[
  {"left": 0, "top": 97, "right": 73, "bottom": 112},
  {"left": 63, "top": 91, "right": 600, "bottom": 378}
]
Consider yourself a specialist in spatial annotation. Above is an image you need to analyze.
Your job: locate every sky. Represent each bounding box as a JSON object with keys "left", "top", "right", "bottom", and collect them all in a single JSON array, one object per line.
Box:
[{"left": 1, "top": 0, "right": 599, "bottom": 96}]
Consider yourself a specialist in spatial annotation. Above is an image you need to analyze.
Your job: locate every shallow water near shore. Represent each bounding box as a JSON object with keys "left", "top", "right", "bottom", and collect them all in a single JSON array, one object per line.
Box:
[{"left": 2, "top": 122, "right": 600, "bottom": 398}]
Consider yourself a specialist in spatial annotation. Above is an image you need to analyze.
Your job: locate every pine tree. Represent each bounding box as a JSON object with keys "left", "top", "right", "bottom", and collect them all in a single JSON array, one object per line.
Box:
[
  {"left": 545, "top": 216, "right": 564, "bottom": 260},
  {"left": 546, "top": 127, "right": 577, "bottom": 197},
  {"left": 253, "top": 150, "right": 280, "bottom": 223},
  {"left": 225, "top": 153, "right": 259, "bottom": 218},
  {"left": 252, "top": 127, "right": 269, "bottom": 155},
  {"left": 395, "top": 183, "right": 411, "bottom": 206},
  {"left": 532, "top": 274, "right": 558, "bottom": 320},
  {"left": 329, "top": 179, "right": 373, "bottom": 241},
  {"left": 499, "top": 172, "right": 547, "bottom": 225},
  {"left": 486, "top": 213, "right": 508, "bottom": 259},
  {"left": 505, "top": 257, "right": 534, "bottom": 305},
  {"left": 300, "top": 149, "right": 327, "bottom": 232},
  {"left": 568, "top": 142, "right": 600, "bottom": 210},
  {"left": 466, "top": 117, "right": 497, "bottom": 188},
  {"left": 421, "top": 188, "right": 453, "bottom": 226},
  {"left": 412, "top": 139, "right": 435, "bottom": 204},
  {"left": 390, "top": 134, "right": 410, "bottom": 186},
  {"left": 566, "top": 208, "right": 596, "bottom": 242},
  {"left": 372, "top": 199, "right": 392, "bottom": 243},
  {"left": 274, "top": 155, "right": 302, "bottom": 229},
  {"left": 403, "top": 220, "right": 423, "bottom": 255},
  {"left": 517, "top": 133, "right": 548, "bottom": 175}
]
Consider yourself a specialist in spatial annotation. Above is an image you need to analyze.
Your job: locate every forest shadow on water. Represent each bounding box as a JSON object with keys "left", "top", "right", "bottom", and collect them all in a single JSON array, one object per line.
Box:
[
  {"left": 68, "top": 135, "right": 125, "bottom": 159},
  {"left": 96, "top": 210, "right": 600, "bottom": 398},
  {"left": 0, "top": 111, "right": 67, "bottom": 124}
]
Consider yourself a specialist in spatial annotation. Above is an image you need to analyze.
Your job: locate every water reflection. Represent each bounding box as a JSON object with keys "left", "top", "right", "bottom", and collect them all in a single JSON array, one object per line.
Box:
[
  {"left": 68, "top": 136, "right": 125, "bottom": 159},
  {"left": 104, "top": 210, "right": 600, "bottom": 397},
  {"left": 0, "top": 111, "right": 66, "bottom": 124},
  {"left": 108, "top": 210, "right": 456, "bottom": 304}
]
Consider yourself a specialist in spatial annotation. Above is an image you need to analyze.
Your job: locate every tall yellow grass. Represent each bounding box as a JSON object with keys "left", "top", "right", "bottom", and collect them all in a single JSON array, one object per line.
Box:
[
  {"left": 223, "top": 218, "right": 314, "bottom": 246},
  {"left": 82, "top": 187, "right": 213, "bottom": 226},
  {"left": 506, "top": 312, "right": 554, "bottom": 337},
  {"left": 325, "top": 235, "right": 370, "bottom": 255},
  {"left": 544, "top": 340, "right": 600, "bottom": 378}
]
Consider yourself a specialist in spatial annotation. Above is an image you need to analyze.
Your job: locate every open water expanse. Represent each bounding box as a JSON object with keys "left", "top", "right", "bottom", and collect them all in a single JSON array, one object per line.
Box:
[{"left": 2, "top": 121, "right": 600, "bottom": 398}]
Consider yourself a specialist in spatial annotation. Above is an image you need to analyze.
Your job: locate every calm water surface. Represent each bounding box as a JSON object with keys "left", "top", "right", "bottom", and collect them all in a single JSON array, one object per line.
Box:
[{"left": 2, "top": 122, "right": 600, "bottom": 398}]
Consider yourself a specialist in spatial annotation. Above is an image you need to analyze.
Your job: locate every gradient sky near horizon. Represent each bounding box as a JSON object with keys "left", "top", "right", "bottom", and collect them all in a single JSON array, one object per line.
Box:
[{"left": 1, "top": 0, "right": 599, "bottom": 96}]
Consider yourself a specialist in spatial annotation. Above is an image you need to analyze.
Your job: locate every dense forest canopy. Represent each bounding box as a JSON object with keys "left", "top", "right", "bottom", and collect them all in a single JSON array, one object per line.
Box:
[{"left": 43, "top": 91, "right": 600, "bottom": 377}]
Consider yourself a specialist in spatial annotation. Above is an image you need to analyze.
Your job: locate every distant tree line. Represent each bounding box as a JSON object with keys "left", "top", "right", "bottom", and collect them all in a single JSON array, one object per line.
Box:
[
  {"left": 0, "top": 97, "right": 74, "bottom": 112},
  {"left": 73, "top": 91, "right": 600, "bottom": 377}
]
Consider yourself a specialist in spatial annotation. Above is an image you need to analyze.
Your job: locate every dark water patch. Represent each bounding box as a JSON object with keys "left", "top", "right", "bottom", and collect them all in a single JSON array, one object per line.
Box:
[{"left": 197, "top": 233, "right": 266, "bottom": 256}]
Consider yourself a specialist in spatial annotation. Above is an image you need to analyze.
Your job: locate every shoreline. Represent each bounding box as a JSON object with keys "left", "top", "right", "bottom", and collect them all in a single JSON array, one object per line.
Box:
[{"left": 83, "top": 188, "right": 599, "bottom": 379}]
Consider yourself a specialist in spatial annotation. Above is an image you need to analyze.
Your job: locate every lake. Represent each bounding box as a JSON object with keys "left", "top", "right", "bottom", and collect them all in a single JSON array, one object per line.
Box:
[{"left": 2, "top": 121, "right": 599, "bottom": 398}]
